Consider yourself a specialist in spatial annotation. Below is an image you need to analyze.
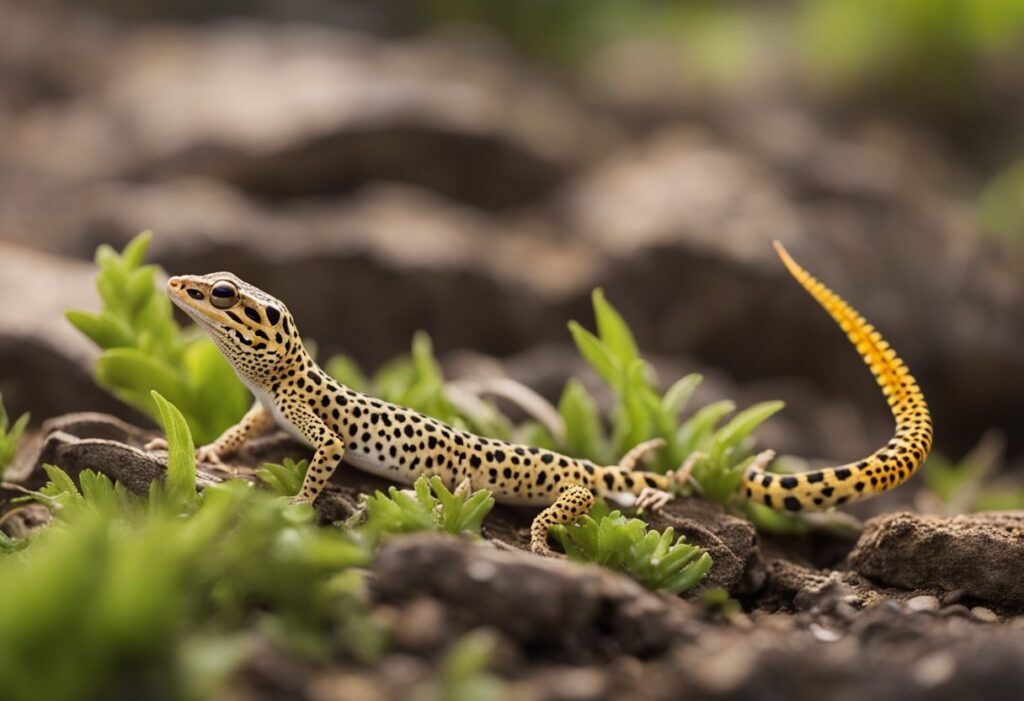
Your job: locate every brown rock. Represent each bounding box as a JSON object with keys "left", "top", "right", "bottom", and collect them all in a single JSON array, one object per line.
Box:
[
  {"left": 2, "top": 22, "right": 603, "bottom": 208},
  {"left": 0, "top": 244, "right": 131, "bottom": 424},
  {"left": 848, "top": 511, "right": 1024, "bottom": 609},
  {"left": 372, "top": 533, "right": 699, "bottom": 662}
]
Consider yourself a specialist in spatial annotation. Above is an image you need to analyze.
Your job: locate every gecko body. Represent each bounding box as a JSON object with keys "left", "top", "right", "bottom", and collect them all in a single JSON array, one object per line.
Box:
[{"left": 163, "top": 242, "right": 931, "bottom": 554}]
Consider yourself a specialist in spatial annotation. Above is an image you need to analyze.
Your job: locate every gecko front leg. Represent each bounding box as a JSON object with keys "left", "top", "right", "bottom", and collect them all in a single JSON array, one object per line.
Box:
[
  {"left": 278, "top": 402, "right": 346, "bottom": 505},
  {"left": 145, "top": 401, "right": 277, "bottom": 464}
]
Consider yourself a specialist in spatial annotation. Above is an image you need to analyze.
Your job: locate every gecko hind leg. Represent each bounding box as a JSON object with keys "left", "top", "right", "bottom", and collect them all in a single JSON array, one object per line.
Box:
[
  {"left": 530, "top": 485, "right": 595, "bottom": 557},
  {"left": 292, "top": 440, "right": 346, "bottom": 505},
  {"left": 615, "top": 438, "right": 667, "bottom": 471}
]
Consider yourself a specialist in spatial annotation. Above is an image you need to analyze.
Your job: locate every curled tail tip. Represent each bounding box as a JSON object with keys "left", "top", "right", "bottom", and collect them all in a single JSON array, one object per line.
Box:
[{"left": 772, "top": 240, "right": 803, "bottom": 275}]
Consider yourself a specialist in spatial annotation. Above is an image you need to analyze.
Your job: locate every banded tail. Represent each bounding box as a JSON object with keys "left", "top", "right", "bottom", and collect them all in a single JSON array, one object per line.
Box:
[{"left": 745, "top": 242, "right": 933, "bottom": 512}]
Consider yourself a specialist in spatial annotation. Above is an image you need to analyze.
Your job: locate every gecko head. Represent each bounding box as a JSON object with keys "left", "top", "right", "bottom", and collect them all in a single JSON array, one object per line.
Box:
[{"left": 166, "top": 272, "right": 299, "bottom": 378}]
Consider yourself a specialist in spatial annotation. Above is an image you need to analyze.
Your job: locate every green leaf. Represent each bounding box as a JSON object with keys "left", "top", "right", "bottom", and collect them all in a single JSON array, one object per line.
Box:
[
  {"left": 95, "top": 350, "right": 188, "bottom": 421},
  {"left": 121, "top": 231, "right": 152, "bottom": 270},
  {"left": 557, "top": 379, "right": 608, "bottom": 462},
  {"left": 679, "top": 399, "right": 736, "bottom": 454},
  {"left": 713, "top": 400, "right": 785, "bottom": 452},
  {"left": 0, "top": 395, "right": 29, "bottom": 479},
  {"left": 325, "top": 355, "right": 369, "bottom": 392},
  {"left": 592, "top": 288, "right": 640, "bottom": 366},
  {"left": 182, "top": 339, "right": 252, "bottom": 444},
  {"left": 64, "top": 311, "right": 136, "bottom": 350},
  {"left": 661, "top": 373, "right": 703, "bottom": 417},
  {"left": 150, "top": 391, "right": 197, "bottom": 512},
  {"left": 568, "top": 321, "right": 622, "bottom": 388},
  {"left": 256, "top": 459, "right": 309, "bottom": 497},
  {"left": 41, "top": 463, "right": 80, "bottom": 498}
]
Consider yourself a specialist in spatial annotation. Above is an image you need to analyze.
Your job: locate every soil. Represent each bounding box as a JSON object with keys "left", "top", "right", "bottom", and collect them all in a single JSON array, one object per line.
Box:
[{"left": 6, "top": 414, "right": 1024, "bottom": 701}]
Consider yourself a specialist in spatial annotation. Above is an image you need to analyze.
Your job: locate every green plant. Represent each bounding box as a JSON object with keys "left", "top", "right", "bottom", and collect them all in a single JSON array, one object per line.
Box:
[
  {"left": 920, "top": 431, "right": 1024, "bottom": 513},
  {"left": 66, "top": 233, "right": 250, "bottom": 444},
  {"left": 551, "top": 508, "right": 712, "bottom": 594},
  {"left": 978, "top": 159, "right": 1024, "bottom": 246},
  {"left": 1, "top": 395, "right": 379, "bottom": 701},
  {"left": 256, "top": 458, "right": 310, "bottom": 497},
  {"left": 360, "top": 474, "right": 496, "bottom": 542},
  {"left": 0, "top": 391, "right": 29, "bottom": 479},
  {"left": 701, "top": 587, "right": 743, "bottom": 617},
  {"left": 563, "top": 289, "right": 784, "bottom": 507},
  {"left": 417, "top": 630, "right": 507, "bottom": 701},
  {"left": 797, "top": 0, "right": 1024, "bottom": 103}
]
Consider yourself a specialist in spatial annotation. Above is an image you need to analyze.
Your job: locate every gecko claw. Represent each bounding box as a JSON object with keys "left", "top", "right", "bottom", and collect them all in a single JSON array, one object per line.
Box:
[
  {"left": 635, "top": 487, "right": 674, "bottom": 513},
  {"left": 194, "top": 444, "right": 225, "bottom": 465},
  {"left": 144, "top": 437, "right": 228, "bottom": 466},
  {"left": 144, "top": 437, "right": 168, "bottom": 452}
]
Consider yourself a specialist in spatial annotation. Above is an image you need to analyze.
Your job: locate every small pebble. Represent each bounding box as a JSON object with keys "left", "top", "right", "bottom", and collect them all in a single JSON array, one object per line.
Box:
[
  {"left": 809, "top": 622, "right": 842, "bottom": 642},
  {"left": 941, "top": 589, "right": 966, "bottom": 606},
  {"left": 912, "top": 651, "right": 956, "bottom": 687},
  {"left": 970, "top": 606, "right": 999, "bottom": 623},
  {"left": 905, "top": 595, "right": 940, "bottom": 613}
]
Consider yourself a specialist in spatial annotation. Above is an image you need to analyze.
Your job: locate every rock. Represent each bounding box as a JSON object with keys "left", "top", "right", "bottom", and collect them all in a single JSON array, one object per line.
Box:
[
  {"left": 9, "top": 412, "right": 366, "bottom": 520},
  {"left": 0, "top": 243, "right": 132, "bottom": 424},
  {"left": 849, "top": 511, "right": 1024, "bottom": 610},
  {"left": 906, "top": 595, "right": 941, "bottom": 613},
  {"left": 971, "top": 607, "right": 999, "bottom": 623},
  {"left": 371, "top": 533, "right": 699, "bottom": 662},
  {"left": 2, "top": 21, "right": 604, "bottom": 208},
  {"left": 643, "top": 496, "right": 762, "bottom": 595}
]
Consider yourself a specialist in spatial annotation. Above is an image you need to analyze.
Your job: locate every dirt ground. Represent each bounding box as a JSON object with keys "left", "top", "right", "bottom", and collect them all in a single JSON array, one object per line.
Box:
[{"left": 6, "top": 413, "right": 1024, "bottom": 701}]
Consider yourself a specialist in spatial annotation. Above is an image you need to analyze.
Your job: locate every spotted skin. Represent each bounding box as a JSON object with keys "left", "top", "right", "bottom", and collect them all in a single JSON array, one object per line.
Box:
[
  {"left": 163, "top": 272, "right": 680, "bottom": 556},
  {"left": 744, "top": 242, "right": 934, "bottom": 511}
]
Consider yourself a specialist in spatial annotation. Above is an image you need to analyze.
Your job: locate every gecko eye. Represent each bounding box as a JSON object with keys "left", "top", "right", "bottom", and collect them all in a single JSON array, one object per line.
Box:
[{"left": 210, "top": 281, "right": 239, "bottom": 309}]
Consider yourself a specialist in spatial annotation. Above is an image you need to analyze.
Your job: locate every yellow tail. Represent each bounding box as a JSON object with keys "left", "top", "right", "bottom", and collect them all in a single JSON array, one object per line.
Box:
[{"left": 745, "top": 242, "right": 933, "bottom": 511}]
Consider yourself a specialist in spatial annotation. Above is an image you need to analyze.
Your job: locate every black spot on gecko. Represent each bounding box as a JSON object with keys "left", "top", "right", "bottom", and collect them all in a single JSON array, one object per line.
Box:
[{"left": 244, "top": 307, "right": 262, "bottom": 323}]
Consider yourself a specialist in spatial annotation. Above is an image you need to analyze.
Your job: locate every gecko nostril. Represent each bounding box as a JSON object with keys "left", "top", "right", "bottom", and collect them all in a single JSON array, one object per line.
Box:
[{"left": 168, "top": 276, "right": 182, "bottom": 289}]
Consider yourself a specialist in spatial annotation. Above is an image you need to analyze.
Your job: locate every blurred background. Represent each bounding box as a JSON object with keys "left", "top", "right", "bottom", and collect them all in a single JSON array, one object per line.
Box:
[{"left": 2, "top": 0, "right": 1023, "bottom": 484}]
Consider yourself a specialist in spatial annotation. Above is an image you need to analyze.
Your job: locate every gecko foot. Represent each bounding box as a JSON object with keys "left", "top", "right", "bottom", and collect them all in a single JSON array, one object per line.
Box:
[
  {"left": 144, "top": 438, "right": 226, "bottom": 466},
  {"left": 530, "top": 540, "right": 566, "bottom": 559},
  {"left": 635, "top": 487, "right": 674, "bottom": 513},
  {"left": 194, "top": 444, "right": 225, "bottom": 465}
]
